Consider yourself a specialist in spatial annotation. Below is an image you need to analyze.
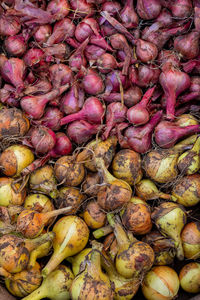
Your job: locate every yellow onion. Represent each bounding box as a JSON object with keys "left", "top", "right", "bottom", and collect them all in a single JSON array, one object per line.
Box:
[
  {"left": 82, "top": 172, "right": 101, "bottom": 197},
  {"left": 95, "top": 157, "right": 132, "bottom": 211},
  {"left": 135, "top": 179, "right": 171, "bottom": 200},
  {"left": 108, "top": 214, "right": 154, "bottom": 279},
  {"left": 55, "top": 187, "right": 85, "bottom": 213},
  {"left": 67, "top": 248, "right": 92, "bottom": 276},
  {"left": 152, "top": 202, "right": 187, "bottom": 260},
  {"left": 22, "top": 265, "right": 74, "bottom": 300},
  {"left": 111, "top": 149, "right": 143, "bottom": 185},
  {"left": 181, "top": 222, "right": 200, "bottom": 259},
  {"left": 142, "top": 231, "right": 176, "bottom": 265},
  {"left": 16, "top": 206, "right": 73, "bottom": 238},
  {"left": 5, "top": 262, "right": 42, "bottom": 297},
  {"left": 83, "top": 200, "right": 106, "bottom": 229},
  {"left": 28, "top": 240, "right": 53, "bottom": 269},
  {"left": 0, "top": 108, "right": 30, "bottom": 139},
  {"left": 0, "top": 232, "right": 54, "bottom": 274},
  {"left": 76, "top": 136, "right": 117, "bottom": 172},
  {"left": 24, "top": 193, "right": 54, "bottom": 213},
  {"left": 0, "top": 145, "right": 34, "bottom": 177},
  {"left": 172, "top": 174, "right": 200, "bottom": 206},
  {"left": 29, "top": 165, "right": 58, "bottom": 198},
  {"left": 70, "top": 241, "right": 113, "bottom": 300},
  {"left": 176, "top": 114, "right": 199, "bottom": 127},
  {"left": 54, "top": 155, "right": 85, "bottom": 186},
  {"left": 101, "top": 251, "right": 140, "bottom": 300},
  {"left": 121, "top": 197, "right": 152, "bottom": 235},
  {"left": 0, "top": 177, "right": 26, "bottom": 206},
  {"left": 142, "top": 266, "right": 179, "bottom": 300},
  {"left": 178, "top": 136, "right": 200, "bottom": 175},
  {"left": 42, "top": 216, "right": 89, "bottom": 277},
  {"left": 144, "top": 135, "right": 197, "bottom": 183},
  {"left": 179, "top": 262, "right": 200, "bottom": 293}
]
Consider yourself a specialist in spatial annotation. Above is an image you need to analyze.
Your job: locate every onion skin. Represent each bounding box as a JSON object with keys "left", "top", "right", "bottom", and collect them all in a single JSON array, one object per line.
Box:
[
  {"left": 179, "top": 262, "right": 200, "bottom": 293},
  {"left": 181, "top": 222, "right": 200, "bottom": 259},
  {"left": 0, "top": 177, "right": 26, "bottom": 207},
  {"left": 172, "top": 174, "right": 200, "bottom": 207},
  {"left": 137, "top": 0, "right": 161, "bottom": 20},
  {"left": 174, "top": 31, "right": 200, "bottom": 60},
  {"left": 142, "top": 266, "right": 180, "bottom": 300},
  {"left": 112, "top": 149, "right": 143, "bottom": 185},
  {"left": 83, "top": 200, "right": 106, "bottom": 229},
  {"left": 82, "top": 172, "right": 101, "bottom": 197},
  {"left": 55, "top": 187, "right": 85, "bottom": 214}
]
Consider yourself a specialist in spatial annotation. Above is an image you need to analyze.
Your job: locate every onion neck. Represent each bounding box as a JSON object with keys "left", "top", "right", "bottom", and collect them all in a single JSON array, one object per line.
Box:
[
  {"left": 141, "top": 110, "right": 162, "bottom": 135},
  {"left": 21, "top": 284, "right": 46, "bottom": 300},
  {"left": 24, "top": 232, "right": 55, "bottom": 252},
  {"left": 42, "top": 207, "right": 73, "bottom": 224},
  {"left": 166, "top": 90, "right": 176, "bottom": 120},
  {"left": 140, "top": 86, "right": 156, "bottom": 108}
]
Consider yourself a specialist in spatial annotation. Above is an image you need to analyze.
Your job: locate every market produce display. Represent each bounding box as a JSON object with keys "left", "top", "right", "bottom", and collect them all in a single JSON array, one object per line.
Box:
[{"left": 0, "top": 0, "right": 200, "bottom": 299}]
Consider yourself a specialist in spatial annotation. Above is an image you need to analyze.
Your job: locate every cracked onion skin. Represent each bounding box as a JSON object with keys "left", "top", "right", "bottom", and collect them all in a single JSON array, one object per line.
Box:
[
  {"left": 181, "top": 222, "right": 200, "bottom": 259},
  {"left": 0, "top": 177, "right": 26, "bottom": 206},
  {"left": 172, "top": 174, "right": 200, "bottom": 207},
  {"left": 112, "top": 149, "right": 143, "bottom": 185}
]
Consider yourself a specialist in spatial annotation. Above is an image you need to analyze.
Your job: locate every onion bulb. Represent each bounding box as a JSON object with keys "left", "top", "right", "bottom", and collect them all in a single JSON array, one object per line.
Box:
[
  {"left": 24, "top": 194, "right": 54, "bottom": 216},
  {"left": 28, "top": 240, "right": 53, "bottom": 269},
  {"left": 68, "top": 248, "right": 92, "bottom": 276},
  {"left": 176, "top": 114, "right": 199, "bottom": 127},
  {"left": 42, "top": 216, "right": 89, "bottom": 277},
  {"left": 135, "top": 179, "right": 171, "bottom": 200},
  {"left": 152, "top": 202, "right": 186, "bottom": 260},
  {"left": 121, "top": 197, "right": 152, "bottom": 235},
  {"left": 0, "top": 177, "right": 26, "bottom": 206},
  {"left": 55, "top": 187, "right": 85, "bottom": 213},
  {"left": 82, "top": 172, "right": 101, "bottom": 197},
  {"left": 5, "top": 263, "right": 42, "bottom": 297},
  {"left": 181, "top": 222, "right": 200, "bottom": 259},
  {"left": 22, "top": 265, "right": 74, "bottom": 300},
  {"left": 0, "top": 145, "right": 34, "bottom": 177},
  {"left": 172, "top": 174, "right": 200, "bottom": 206},
  {"left": 111, "top": 149, "right": 143, "bottom": 185},
  {"left": 107, "top": 214, "right": 154, "bottom": 279},
  {"left": 54, "top": 155, "right": 85, "bottom": 187},
  {"left": 179, "top": 262, "right": 200, "bottom": 293},
  {"left": 83, "top": 200, "right": 106, "bottom": 229},
  {"left": 70, "top": 241, "right": 113, "bottom": 300},
  {"left": 142, "top": 266, "right": 179, "bottom": 300},
  {"left": 177, "top": 136, "right": 200, "bottom": 175}
]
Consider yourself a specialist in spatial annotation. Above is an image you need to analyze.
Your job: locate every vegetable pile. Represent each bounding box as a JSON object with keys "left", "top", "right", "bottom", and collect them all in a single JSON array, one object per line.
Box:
[{"left": 0, "top": 0, "right": 200, "bottom": 299}]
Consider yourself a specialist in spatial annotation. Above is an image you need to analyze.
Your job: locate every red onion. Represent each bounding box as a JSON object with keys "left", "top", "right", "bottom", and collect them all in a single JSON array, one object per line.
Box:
[
  {"left": 34, "top": 25, "right": 52, "bottom": 44},
  {"left": 136, "top": 39, "right": 158, "bottom": 63},
  {"left": 30, "top": 126, "right": 57, "bottom": 155},
  {"left": 60, "top": 97, "right": 104, "bottom": 125},
  {"left": 109, "top": 34, "right": 131, "bottom": 75},
  {"left": 158, "top": 50, "right": 180, "bottom": 71},
  {"left": 85, "top": 45, "right": 106, "bottom": 61},
  {"left": 97, "top": 53, "right": 118, "bottom": 74},
  {"left": 67, "top": 120, "right": 100, "bottom": 144},
  {"left": 23, "top": 48, "right": 44, "bottom": 67},
  {"left": 165, "top": 0, "right": 193, "bottom": 18},
  {"left": 81, "top": 68, "right": 104, "bottom": 95},
  {"left": 44, "top": 43, "right": 70, "bottom": 61},
  {"left": 4, "top": 35, "right": 26, "bottom": 57},
  {"left": 116, "top": 50, "right": 137, "bottom": 64},
  {"left": 102, "top": 103, "right": 128, "bottom": 140},
  {"left": 102, "top": 1, "right": 121, "bottom": 15},
  {"left": 25, "top": 71, "right": 36, "bottom": 84},
  {"left": 0, "top": 57, "right": 26, "bottom": 92},
  {"left": 49, "top": 132, "right": 72, "bottom": 157},
  {"left": 101, "top": 86, "right": 143, "bottom": 107},
  {"left": 159, "top": 66, "right": 191, "bottom": 120},
  {"left": 46, "top": 18, "right": 75, "bottom": 45},
  {"left": 174, "top": 31, "right": 200, "bottom": 60},
  {"left": 194, "top": 0, "right": 200, "bottom": 32},
  {"left": 155, "top": 121, "right": 200, "bottom": 148},
  {"left": 177, "top": 77, "right": 200, "bottom": 104},
  {"left": 100, "top": 21, "right": 118, "bottom": 36},
  {"left": 127, "top": 86, "right": 156, "bottom": 126},
  {"left": 137, "top": 0, "right": 161, "bottom": 20},
  {"left": 69, "top": 38, "right": 89, "bottom": 72},
  {"left": 65, "top": 37, "right": 80, "bottom": 48},
  {"left": 34, "top": 107, "right": 64, "bottom": 131},
  {"left": 60, "top": 84, "right": 84, "bottom": 115},
  {"left": 182, "top": 58, "right": 200, "bottom": 73},
  {"left": 49, "top": 64, "right": 73, "bottom": 88},
  {"left": 0, "top": 84, "right": 20, "bottom": 107},
  {"left": 129, "top": 64, "right": 160, "bottom": 88},
  {"left": 20, "top": 84, "right": 69, "bottom": 119},
  {"left": 119, "top": 0, "right": 138, "bottom": 29},
  {"left": 69, "top": 0, "right": 94, "bottom": 17},
  {"left": 155, "top": 8, "right": 173, "bottom": 27},
  {"left": 24, "top": 79, "right": 52, "bottom": 95},
  {"left": 105, "top": 70, "right": 127, "bottom": 94},
  {"left": 124, "top": 111, "right": 163, "bottom": 153},
  {"left": 47, "top": 0, "right": 70, "bottom": 20},
  {"left": 0, "top": 15, "right": 21, "bottom": 36}
]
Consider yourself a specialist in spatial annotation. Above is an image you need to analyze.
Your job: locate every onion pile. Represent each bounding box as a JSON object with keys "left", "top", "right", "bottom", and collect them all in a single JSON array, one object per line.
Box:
[{"left": 0, "top": 0, "right": 199, "bottom": 299}]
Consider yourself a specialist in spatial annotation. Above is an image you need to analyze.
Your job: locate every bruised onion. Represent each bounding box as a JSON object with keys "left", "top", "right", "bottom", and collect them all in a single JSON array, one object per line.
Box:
[
  {"left": 54, "top": 187, "right": 85, "bottom": 213},
  {"left": 142, "top": 266, "right": 179, "bottom": 300},
  {"left": 181, "top": 222, "right": 200, "bottom": 259},
  {"left": 179, "top": 262, "right": 200, "bottom": 294},
  {"left": 0, "top": 177, "right": 26, "bottom": 207},
  {"left": 24, "top": 194, "right": 54, "bottom": 215},
  {"left": 83, "top": 200, "right": 106, "bottom": 229}
]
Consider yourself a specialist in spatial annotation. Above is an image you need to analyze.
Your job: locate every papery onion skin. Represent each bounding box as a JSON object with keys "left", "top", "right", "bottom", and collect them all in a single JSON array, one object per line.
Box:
[
  {"left": 181, "top": 222, "right": 200, "bottom": 259},
  {"left": 179, "top": 262, "right": 200, "bottom": 293}
]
